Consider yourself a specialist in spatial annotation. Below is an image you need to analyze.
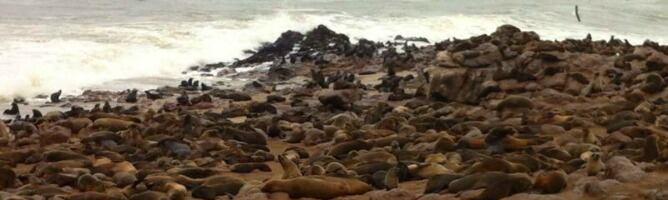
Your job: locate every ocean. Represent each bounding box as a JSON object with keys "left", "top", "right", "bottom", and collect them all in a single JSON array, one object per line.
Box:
[{"left": 1, "top": 0, "right": 667, "bottom": 101}]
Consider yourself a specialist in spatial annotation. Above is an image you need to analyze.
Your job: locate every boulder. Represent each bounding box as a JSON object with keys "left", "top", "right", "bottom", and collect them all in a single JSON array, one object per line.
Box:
[{"left": 605, "top": 156, "right": 647, "bottom": 182}]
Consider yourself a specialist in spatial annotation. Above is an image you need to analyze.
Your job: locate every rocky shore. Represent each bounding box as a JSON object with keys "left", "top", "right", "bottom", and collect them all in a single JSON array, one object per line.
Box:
[{"left": 2, "top": 24, "right": 668, "bottom": 200}]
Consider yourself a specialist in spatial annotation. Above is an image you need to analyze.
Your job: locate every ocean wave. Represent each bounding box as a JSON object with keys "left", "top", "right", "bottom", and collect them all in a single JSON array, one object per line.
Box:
[{"left": 0, "top": 9, "right": 665, "bottom": 102}]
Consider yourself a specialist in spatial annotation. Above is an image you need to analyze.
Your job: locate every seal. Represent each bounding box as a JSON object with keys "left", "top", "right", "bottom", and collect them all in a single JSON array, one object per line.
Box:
[
  {"left": 163, "top": 182, "right": 187, "bottom": 200},
  {"left": 461, "top": 157, "right": 529, "bottom": 175},
  {"left": 92, "top": 118, "right": 135, "bottom": 132},
  {"left": 125, "top": 89, "right": 138, "bottom": 103},
  {"left": 128, "top": 191, "right": 167, "bottom": 200},
  {"left": 350, "top": 149, "right": 398, "bottom": 165},
  {"left": 448, "top": 172, "right": 533, "bottom": 199},
  {"left": 534, "top": 170, "right": 567, "bottom": 194},
  {"left": 67, "top": 192, "right": 115, "bottom": 200},
  {"left": 303, "top": 164, "right": 325, "bottom": 176},
  {"left": 283, "top": 123, "right": 305, "bottom": 143},
  {"left": 325, "top": 162, "right": 357, "bottom": 177},
  {"left": 169, "top": 167, "right": 219, "bottom": 179},
  {"left": 77, "top": 174, "right": 106, "bottom": 192},
  {"left": 585, "top": 153, "right": 605, "bottom": 176},
  {"left": 56, "top": 118, "right": 93, "bottom": 134},
  {"left": 261, "top": 175, "right": 373, "bottom": 199},
  {"left": 3, "top": 102, "right": 18, "bottom": 115},
  {"left": 327, "top": 140, "right": 372, "bottom": 159},
  {"left": 278, "top": 154, "right": 302, "bottom": 179},
  {"left": 485, "top": 127, "right": 535, "bottom": 153},
  {"left": 411, "top": 163, "right": 452, "bottom": 179},
  {"left": 177, "top": 175, "right": 245, "bottom": 199},
  {"left": 582, "top": 129, "right": 600, "bottom": 145},
  {"left": 636, "top": 135, "right": 660, "bottom": 162},
  {"left": 424, "top": 173, "right": 463, "bottom": 194},
  {"left": 230, "top": 162, "right": 272, "bottom": 173},
  {"left": 496, "top": 95, "right": 533, "bottom": 118},
  {"left": 145, "top": 90, "right": 164, "bottom": 100},
  {"left": 50, "top": 90, "right": 62, "bottom": 103},
  {"left": 0, "top": 167, "right": 16, "bottom": 190},
  {"left": 352, "top": 159, "right": 393, "bottom": 174},
  {"left": 383, "top": 166, "right": 399, "bottom": 189}
]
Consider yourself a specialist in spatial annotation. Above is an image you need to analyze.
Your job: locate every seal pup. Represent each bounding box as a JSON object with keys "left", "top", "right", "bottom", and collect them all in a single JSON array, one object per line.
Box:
[
  {"left": 261, "top": 175, "right": 373, "bottom": 199},
  {"left": 585, "top": 153, "right": 605, "bottom": 176},
  {"left": 304, "top": 164, "right": 325, "bottom": 176},
  {"left": 410, "top": 162, "right": 452, "bottom": 179},
  {"left": 278, "top": 154, "right": 302, "bottom": 179}
]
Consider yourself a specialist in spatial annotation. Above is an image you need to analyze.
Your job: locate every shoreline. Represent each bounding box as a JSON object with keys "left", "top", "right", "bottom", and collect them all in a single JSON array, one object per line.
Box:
[{"left": 2, "top": 24, "right": 668, "bottom": 199}]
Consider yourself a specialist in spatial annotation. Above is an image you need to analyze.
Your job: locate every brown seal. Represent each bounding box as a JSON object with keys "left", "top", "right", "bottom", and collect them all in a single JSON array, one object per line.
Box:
[
  {"left": 92, "top": 118, "right": 135, "bottom": 132},
  {"left": 461, "top": 157, "right": 529, "bottom": 175},
  {"left": 278, "top": 154, "right": 302, "bottom": 179},
  {"left": 448, "top": 172, "right": 533, "bottom": 199},
  {"left": 325, "top": 162, "right": 357, "bottom": 177},
  {"left": 585, "top": 153, "right": 605, "bottom": 176},
  {"left": 424, "top": 173, "right": 463, "bottom": 194},
  {"left": 261, "top": 175, "right": 373, "bottom": 199},
  {"left": 230, "top": 162, "right": 272, "bottom": 173},
  {"left": 534, "top": 170, "right": 567, "bottom": 194}
]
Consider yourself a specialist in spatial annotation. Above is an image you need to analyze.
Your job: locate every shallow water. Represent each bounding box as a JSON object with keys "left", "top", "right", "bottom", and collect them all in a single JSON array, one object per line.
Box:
[{"left": 0, "top": 0, "right": 667, "bottom": 101}]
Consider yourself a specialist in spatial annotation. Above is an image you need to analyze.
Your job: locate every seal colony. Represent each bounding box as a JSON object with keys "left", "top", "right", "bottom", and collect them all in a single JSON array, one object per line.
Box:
[{"left": 2, "top": 24, "right": 668, "bottom": 200}]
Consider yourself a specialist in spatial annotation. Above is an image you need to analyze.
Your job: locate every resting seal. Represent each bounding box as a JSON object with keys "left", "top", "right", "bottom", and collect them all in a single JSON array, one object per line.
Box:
[{"left": 262, "top": 175, "right": 373, "bottom": 199}]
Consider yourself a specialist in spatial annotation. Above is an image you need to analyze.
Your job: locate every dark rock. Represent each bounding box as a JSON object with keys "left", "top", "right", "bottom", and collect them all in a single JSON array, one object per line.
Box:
[
  {"left": 235, "top": 31, "right": 304, "bottom": 66},
  {"left": 452, "top": 43, "right": 503, "bottom": 68},
  {"left": 349, "top": 38, "right": 377, "bottom": 58},
  {"left": 300, "top": 24, "right": 351, "bottom": 55}
]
